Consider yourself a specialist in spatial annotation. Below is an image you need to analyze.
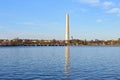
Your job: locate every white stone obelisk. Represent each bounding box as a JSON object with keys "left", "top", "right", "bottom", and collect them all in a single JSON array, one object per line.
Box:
[{"left": 65, "top": 13, "right": 70, "bottom": 44}]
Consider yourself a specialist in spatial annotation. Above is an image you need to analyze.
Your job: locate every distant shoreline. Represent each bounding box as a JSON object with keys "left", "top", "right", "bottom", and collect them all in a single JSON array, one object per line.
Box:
[
  {"left": 1, "top": 39, "right": 120, "bottom": 46},
  {"left": 0, "top": 45, "right": 120, "bottom": 47}
]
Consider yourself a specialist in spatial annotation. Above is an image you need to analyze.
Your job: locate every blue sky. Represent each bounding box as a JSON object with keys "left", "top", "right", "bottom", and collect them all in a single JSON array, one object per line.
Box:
[{"left": 0, "top": 0, "right": 120, "bottom": 40}]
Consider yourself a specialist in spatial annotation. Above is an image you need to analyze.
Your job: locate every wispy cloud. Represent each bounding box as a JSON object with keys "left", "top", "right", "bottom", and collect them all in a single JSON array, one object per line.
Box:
[
  {"left": 80, "top": 8, "right": 87, "bottom": 12},
  {"left": 0, "top": 26, "right": 5, "bottom": 29},
  {"left": 78, "top": 0, "right": 100, "bottom": 5},
  {"left": 0, "top": 13, "right": 11, "bottom": 16},
  {"left": 78, "top": 0, "right": 119, "bottom": 16},
  {"left": 78, "top": 0, "right": 114, "bottom": 8},
  {"left": 0, "top": 26, "right": 3, "bottom": 29},
  {"left": 16, "top": 22, "right": 35, "bottom": 26},
  {"left": 16, "top": 21, "right": 47, "bottom": 26},
  {"left": 96, "top": 19, "right": 103, "bottom": 23},
  {"left": 102, "top": 2, "right": 120, "bottom": 16},
  {"left": 102, "top": 1, "right": 114, "bottom": 8},
  {"left": 107, "top": 8, "right": 120, "bottom": 14}
]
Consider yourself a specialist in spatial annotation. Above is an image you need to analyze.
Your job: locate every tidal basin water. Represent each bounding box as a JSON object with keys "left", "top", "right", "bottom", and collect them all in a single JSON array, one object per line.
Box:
[{"left": 0, "top": 46, "right": 120, "bottom": 80}]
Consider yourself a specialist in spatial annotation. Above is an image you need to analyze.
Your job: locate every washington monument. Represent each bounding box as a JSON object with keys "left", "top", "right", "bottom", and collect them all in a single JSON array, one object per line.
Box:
[{"left": 65, "top": 13, "right": 70, "bottom": 44}]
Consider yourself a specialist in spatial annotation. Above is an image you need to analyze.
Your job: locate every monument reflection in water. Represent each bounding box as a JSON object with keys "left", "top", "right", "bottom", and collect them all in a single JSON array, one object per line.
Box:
[{"left": 65, "top": 46, "right": 70, "bottom": 77}]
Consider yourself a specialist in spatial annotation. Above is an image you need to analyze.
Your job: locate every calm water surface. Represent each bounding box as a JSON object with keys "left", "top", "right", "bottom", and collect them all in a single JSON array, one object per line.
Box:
[{"left": 0, "top": 46, "right": 120, "bottom": 80}]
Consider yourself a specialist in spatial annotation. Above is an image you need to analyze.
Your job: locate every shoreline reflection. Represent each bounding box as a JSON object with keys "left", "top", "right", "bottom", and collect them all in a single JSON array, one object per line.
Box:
[{"left": 65, "top": 46, "right": 70, "bottom": 77}]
